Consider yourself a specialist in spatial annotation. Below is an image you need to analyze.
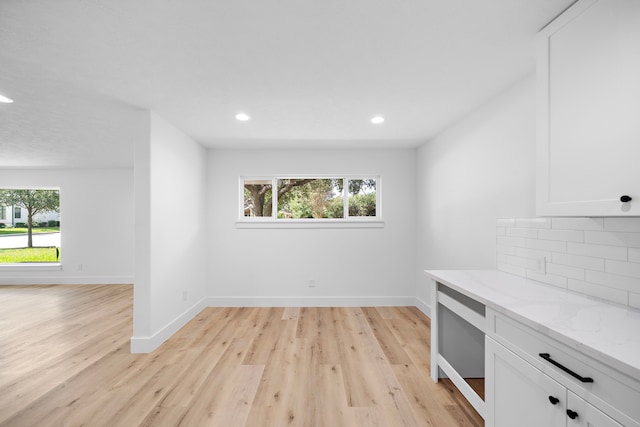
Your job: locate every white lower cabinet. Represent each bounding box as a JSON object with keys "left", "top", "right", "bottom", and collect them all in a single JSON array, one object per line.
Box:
[
  {"left": 486, "top": 336, "right": 565, "bottom": 427},
  {"left": 424, "top": 273, "right": 640, "bottom": 427},
  {"left": 567, "top": 391, "right": 622, "bottom": 427},
  {"left": 486, "top": 337, "right": 623, "bottom": 427}
]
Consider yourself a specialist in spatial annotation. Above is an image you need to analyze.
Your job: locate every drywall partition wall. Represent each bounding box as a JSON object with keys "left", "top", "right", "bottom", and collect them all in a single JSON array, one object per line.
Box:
[
  {"left": 0, "top": 168, "right": 134, "bottom": 284},
  {"left": 131, "top": 112, "right": 207, "bottom": 353},
  {"left": 133, "top": 111, "right": 153, "bottom": 343},
  {"left": 206, "top": 148, "right": 417, "bottom": 306},
  {"left": 416, "top": 75, "right": 537, "bottom": 309}
]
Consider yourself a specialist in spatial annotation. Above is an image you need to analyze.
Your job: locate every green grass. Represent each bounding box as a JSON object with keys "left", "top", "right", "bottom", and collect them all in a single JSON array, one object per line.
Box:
[
  {"left": 0, "top": 227, "right": 60, "bottom": 235},
  {"left": 0, "top": 247, "right": 60, "bottom": 263}
]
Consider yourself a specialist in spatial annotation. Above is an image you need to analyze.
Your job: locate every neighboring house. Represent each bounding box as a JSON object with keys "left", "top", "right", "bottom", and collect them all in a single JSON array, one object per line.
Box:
[{"left": 0, "top": 205, "right": 60, "bottom": 227}]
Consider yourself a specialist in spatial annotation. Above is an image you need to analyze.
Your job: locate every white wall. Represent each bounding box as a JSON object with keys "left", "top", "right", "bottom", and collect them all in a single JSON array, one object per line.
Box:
[
  {"left": 415, "top": 75, "right": 538, "bottom": 307},
  {"left": 131, "top": 112, "right": 207, "bottom": 352},
  {"left": 0, "top": 168, "right": 134, "bottom": 284},
  {"left": 206, "top": 148, "right": 417, "bottom": 306}
]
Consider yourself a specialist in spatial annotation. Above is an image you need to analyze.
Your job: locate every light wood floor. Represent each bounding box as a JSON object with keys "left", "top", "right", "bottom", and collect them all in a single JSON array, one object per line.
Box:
[{"left": 0, "top": 285, "right": 483, "bottom": 427}]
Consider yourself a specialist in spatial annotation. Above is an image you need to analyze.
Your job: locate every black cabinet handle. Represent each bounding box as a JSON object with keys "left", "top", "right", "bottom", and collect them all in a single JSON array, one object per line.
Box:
[
  {"left": 548, "top": 396, "right": 560, "bottom": 405},
  {"left": 539, "top": 353, "right": 594, "bottom": 383},
  {"left": 567, "top": 409, "right": 579, "bottom": 420},
  {"left": 621, "top": 195, "right": 632, "bottom": 203}
]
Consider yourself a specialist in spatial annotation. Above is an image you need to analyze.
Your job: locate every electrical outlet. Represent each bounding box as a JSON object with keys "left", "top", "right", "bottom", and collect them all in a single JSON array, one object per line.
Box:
[
  {"left": 182, "top": 291, "right": 188, "bottom": 302},
  {"left": 537, "top": 257, "right": 546, "bottom": 274},
  {"left": 77, "top": 263, "right": 83, "bottom": 271},
  {"left": 308, "top": 279, "right": 316, "bottom": 288}
]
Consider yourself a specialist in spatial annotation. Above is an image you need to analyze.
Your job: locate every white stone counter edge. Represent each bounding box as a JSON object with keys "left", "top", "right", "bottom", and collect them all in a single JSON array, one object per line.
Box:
[{"left": 424, "top": 269, "right": 640, "bottom": 382}]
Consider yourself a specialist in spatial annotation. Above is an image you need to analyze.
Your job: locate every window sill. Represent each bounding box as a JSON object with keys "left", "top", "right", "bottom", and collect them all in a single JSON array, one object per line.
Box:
[
  {"left": 0, "top": 263, "right": 62, "bottom": 271},
  {"left": 236, "top": 220, "right": 385, "bottom": 229}
]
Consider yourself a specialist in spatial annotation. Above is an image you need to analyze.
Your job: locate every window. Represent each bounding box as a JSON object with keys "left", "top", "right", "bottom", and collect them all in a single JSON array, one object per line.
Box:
[
  {"left": 243, "top": 179, "right": 273, "bottom": 217},
  {"left": 276, "top": 178, "right": 343, "bottom": 219},
  {"left": 240, "top": 176, "right": 380, "bottom": 227},
  {"left": 0, "top": 188, "right": 61, "bottom": 264},
  {"left": 347, "top": 179, "right": 377, "bottom": 217}
]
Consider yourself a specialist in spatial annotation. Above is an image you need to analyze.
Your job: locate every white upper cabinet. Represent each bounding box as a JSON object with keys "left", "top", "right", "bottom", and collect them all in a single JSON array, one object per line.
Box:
[{"left": 536, "top": 0, "right": 640, "bottom": 216}]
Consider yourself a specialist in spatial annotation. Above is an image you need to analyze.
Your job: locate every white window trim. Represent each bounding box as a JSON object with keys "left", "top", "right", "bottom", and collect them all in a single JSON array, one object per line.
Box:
[
  {"left": 0, "top": 263, "right": 62, "bottom": 271},
  {"left": 236, "top": 220, "right": 384, "bottom": 229},
  {"left": 238, "top": 175, "right": 383, "bottom": 229}
]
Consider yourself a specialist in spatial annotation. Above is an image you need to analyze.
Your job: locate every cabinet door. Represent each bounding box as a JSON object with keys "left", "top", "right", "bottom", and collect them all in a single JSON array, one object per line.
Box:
[
  {"left": 536, "top": 0, "right": 640, "bottom": 216},
  {"left": 485, "top": 337, "right": 566, "bottom": 427},
  {"left": 566, "top": 391, "right": 623, "bottom": 427}
]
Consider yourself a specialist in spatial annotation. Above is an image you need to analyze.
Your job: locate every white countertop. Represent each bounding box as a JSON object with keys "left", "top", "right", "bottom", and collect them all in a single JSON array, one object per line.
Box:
[{"left": 424, "top": 269, "right": 640, "bottom": 381}]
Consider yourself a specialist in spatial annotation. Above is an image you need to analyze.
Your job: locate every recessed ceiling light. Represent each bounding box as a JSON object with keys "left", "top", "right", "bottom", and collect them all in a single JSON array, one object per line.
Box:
[
  {"left": 370, "top": 115, "right": 384, "bottom": 124},
  {"left": 235, "top": 112, "right": 250, "bottom": 121},
  {"left": 0, "top": 94, "right": 14, "bottom": 104}
]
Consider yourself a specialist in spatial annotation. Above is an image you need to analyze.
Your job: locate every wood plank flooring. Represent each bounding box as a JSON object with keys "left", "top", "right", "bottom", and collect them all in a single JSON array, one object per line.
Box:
[{"left": 0, "top": 285, "right": 483, "bottom": 426}]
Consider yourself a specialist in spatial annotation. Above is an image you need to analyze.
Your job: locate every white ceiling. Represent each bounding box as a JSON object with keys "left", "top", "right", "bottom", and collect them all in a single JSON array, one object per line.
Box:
[{"left": 0, "top": 0, "right": 575, "bottom": 168}]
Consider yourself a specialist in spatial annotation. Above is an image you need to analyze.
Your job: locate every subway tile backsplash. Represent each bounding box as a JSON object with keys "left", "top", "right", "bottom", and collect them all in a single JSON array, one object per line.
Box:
[{"left": 497, "top": 217, "right": 640, "bottom": 309}]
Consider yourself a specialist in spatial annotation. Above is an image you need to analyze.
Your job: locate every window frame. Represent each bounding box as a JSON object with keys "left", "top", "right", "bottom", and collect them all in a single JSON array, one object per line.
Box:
[
  {"left": 0, "top": 186, "right": 62, "bottom": 269},
  {"left": 237, "top": 175, "right": 383, "bottom": 229}
]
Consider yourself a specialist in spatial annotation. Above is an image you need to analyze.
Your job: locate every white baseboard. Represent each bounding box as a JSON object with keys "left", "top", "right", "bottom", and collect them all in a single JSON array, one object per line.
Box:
[
  {"left": 130, "top": 296, "right": 207, "bottom": 354},
  {"left": 204, "top": 295, "right": 418, "bottom": 307},
  {"left": 414, "top": 296, "right": 431, "bottom": 318},
  {"left": 0, "top": 275, "right": 134, "bottom": 285}
]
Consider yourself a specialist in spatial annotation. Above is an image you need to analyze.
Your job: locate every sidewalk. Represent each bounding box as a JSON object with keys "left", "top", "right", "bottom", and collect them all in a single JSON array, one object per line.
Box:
[{"left": 0, "top": 232, "right": 61, "bottom": 249}]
